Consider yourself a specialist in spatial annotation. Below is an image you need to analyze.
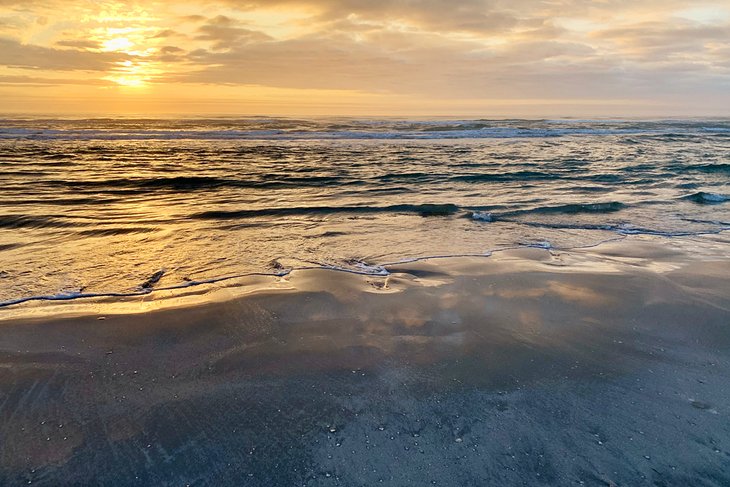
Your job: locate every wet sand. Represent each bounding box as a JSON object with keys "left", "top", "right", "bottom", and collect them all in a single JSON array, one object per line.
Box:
[{"left": 1, "top": 237, "right": 729, "bottom": 486}]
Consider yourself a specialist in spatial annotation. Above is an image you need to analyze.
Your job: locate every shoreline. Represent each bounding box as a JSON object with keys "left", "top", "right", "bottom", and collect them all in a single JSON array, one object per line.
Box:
[
  {"left": 1, "top": 232, "right": 727, "bottom": 320},
  {"left": 0, "top": 235, "right": 729, "bottom": 485}
]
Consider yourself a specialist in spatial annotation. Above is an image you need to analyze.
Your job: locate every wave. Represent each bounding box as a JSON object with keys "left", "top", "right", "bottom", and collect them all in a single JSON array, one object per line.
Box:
[
  {"left": 47, "top": 175, "right": 358, "bottom": 192},
  {"left": 0, "top": 128, "right": 554, "bottom": 140},
  {"left": 452, "top": 172, "right": 630, "bottom": 184},
  {"left": 477, "top": 219, "right": 729, "bottom": 240},
  {"left": 58, "top": 176, "right": 239, "bottom": 191},
  {"left": 490, "top": 202, "right": 626, "bottom": 220},
  {"left": 3, "top": 229, "right": 729, "bottom": 309},
  {"left": 0, "top": 243, "right": 23, "bottom": 251},
  {"left": 688, "top": 164, "right": 730, "bottom": 174},
  {"left": 0, "top": 197, "right": 121, "bottom": 206},
  {"left": 0, "top": 215, "right": 159, "bottom": 233},
  {"left": 530, "top": 202, "right": 626, "bottom": 214},
  {"left": 467, "top": 201, "right": 634, "bottom": 230},
  {"left": 192, "top": 200, "right": 626, "bottom": 224},
  {"left": 0, "top": 214, "right": 75, "bottom": 229},
  {"left": 3, "top": 119, "right": 730, "bottom": 141},
  {"left": 470, "top": 211, "right": 494, "bottom": 222},
  {"left": 374, "top": 172, "right": 433, "bottom": 183},
  {"left": 194, "top": 200, "right": 633, "bottom": 223},
  {"left": 192, "top": 203, "right": 461, "bottom": 220},
  {"left": 451, "top": 171, "right": 557, "bottom": 183},
  {"left": 684, "top": 192, "right": 728, "bottom": 204},
  {"left": 77, "top": 227, "right": 159, "bottom": 237}
]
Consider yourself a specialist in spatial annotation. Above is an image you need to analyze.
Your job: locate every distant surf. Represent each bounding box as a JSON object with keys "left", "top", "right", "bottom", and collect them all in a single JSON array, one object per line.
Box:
[{"left": 1, "top": 118, "right": 730, "bottom": 140}]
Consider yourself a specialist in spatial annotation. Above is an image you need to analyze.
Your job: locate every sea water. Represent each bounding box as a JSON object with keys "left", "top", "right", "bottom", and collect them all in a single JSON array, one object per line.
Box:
[{"left": 0, "top": 117, "right": 728, "bottom": 305}]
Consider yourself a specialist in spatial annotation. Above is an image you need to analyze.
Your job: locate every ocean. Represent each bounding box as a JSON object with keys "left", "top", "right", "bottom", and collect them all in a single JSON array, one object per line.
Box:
[{"left": 0, "top": 117, "right": 728, "bottom": 306}]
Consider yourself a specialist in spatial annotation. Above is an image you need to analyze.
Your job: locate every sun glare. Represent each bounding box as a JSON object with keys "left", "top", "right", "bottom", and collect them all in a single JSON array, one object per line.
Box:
[
  {"left": 108, "top": 76, "right": 146, "bottom": 87},
  {"left": 81, "top": 4, "right": 166, "bottom": 88},
  {"left": 102, "top": 52, "right": 154, "bottom": 88},
  {"left": 104, "top": 59, "right": 160, "bottom": 88},
  {"left": 101, "top": 37, "right": 134, "bottom": 52}
]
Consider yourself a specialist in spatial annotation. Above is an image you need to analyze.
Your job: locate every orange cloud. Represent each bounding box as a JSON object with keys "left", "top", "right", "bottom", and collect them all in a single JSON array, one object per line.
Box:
[{"left": 0, "top": 0, "right": 728, "bottom": 115}]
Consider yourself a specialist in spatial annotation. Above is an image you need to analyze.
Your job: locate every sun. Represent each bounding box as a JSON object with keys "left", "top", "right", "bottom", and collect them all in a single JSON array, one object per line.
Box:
[
  {"left": 101, "top": 37, "right": 134, "bottom": 52},
  {"left": 88, "top": 10, "right": 163, "bottom": 88},
  {"left": 107, "top": 74, "right": 147, "bottom": 88}
]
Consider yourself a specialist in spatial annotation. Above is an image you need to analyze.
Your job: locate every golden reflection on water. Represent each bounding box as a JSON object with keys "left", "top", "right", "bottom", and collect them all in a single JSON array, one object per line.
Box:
[
  {"left": 198, "top": 256, "right": 635, "bottom": 368},
  {"left": 482, "top": 280, "right": 613, "bottom": 307}
]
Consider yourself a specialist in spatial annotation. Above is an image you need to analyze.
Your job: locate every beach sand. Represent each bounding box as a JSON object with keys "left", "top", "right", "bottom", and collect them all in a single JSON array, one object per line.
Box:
[{"left": 1, "top": 236, "right": 729, "bottom": 486}]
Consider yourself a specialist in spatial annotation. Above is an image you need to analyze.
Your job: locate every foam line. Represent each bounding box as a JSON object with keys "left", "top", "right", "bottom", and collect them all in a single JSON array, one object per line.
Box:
[{"left": 2, "top": 230, "right": 727, "bottom": 309}]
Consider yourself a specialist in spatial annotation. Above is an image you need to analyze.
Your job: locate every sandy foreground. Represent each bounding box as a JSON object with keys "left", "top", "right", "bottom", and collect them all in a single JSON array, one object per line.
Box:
[{"left": 0, "top": 236, "right": 729, "bottom": 486}]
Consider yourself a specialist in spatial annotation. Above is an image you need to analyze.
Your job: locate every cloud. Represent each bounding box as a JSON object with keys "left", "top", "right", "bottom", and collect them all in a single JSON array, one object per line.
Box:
[
  {"left": 0, "top": 74, "right": 112, "bottom": 85},
  {"left": 160, "top": 45, "right": 185, "bottom": 54},
  {"left": 594, "top": 21, "right": 730, "bottom": 61},
  {"left": 155, "top": 45, "right": 187, "bottom": 62},
  {"left": 194, "top": 15, "right": 273, "bottom": 50},
  {"left": 0, "top": 37, "right": 125, "bottom": 71},
  {"left": 0, "top": 13, "right": 30, "bottom": 31},
  {"left": 1, "top": 0, "right": 729, "bottom": 113},
  {"left": 166, "top": 12, "right": 730, "bottom": 101},
  {"left": 221, "top": 0, "right": 526, "bottom": 35},
  {"left": 168, "top": 33, "right": 600, "bottom": 98},
  {"left": 180, "top": 14, "right": 206, "bottom": 23},
  {"left": 151, "top": 29, "right": 179, "bottom": 39},
  {"left": 55, "top": 39, "right": 101, "bottom": 49}
]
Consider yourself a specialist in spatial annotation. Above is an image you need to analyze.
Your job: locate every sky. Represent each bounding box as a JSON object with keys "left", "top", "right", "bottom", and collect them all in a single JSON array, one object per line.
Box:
[{"left": 1, "top": 0, "right": 729, "bottom": 116}]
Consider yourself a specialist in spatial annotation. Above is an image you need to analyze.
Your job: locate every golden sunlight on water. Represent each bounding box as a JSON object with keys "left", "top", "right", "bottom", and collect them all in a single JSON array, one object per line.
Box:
[{"left": 0, "top": 119, "right": 727, "bottom": 305}]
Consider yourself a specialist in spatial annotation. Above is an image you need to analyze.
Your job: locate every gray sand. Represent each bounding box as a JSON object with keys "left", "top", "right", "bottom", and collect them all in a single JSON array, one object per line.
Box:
[{"left": 0, "top": 238, "right": 729, "bottom": 486}]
